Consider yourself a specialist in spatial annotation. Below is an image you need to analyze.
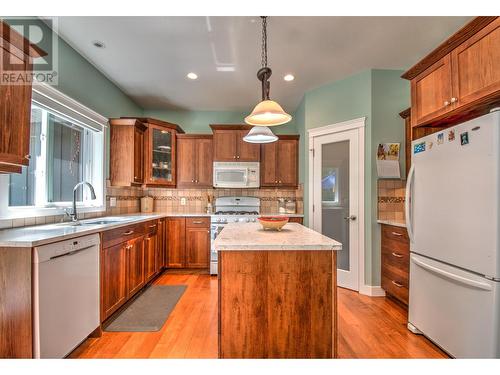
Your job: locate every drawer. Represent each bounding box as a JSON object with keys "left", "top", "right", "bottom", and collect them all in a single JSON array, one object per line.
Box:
[
  {"left": 185, "top": 217, "right": 210, "bottom": 228},
  {"left": 382, "top": 245, "right": 409, "bottom": 275},
  {"left": 102, "top": 222, "right": 146, "bottom": 248},
  {"left": 382, "top": 273, "right": 409, "bottom": 305},
  {"left": 288, "top": 217, "right": 303, "bottom": 224},
  {"left": 381, "top": 224, "right": 409, "bottom": 243},
  {"left": 145, "top": 220, "right": 158, "bottom": 234}
]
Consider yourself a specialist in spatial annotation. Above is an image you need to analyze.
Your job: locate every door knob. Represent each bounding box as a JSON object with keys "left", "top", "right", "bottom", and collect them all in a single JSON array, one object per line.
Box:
[{"left": 344, "top": 215, "right": 357, "bottom": 221}]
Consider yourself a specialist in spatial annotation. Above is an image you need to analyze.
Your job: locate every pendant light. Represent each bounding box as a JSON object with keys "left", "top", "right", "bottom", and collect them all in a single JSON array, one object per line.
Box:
[{"left": 244, "top": 17, "right": 291, "bottom": 143}]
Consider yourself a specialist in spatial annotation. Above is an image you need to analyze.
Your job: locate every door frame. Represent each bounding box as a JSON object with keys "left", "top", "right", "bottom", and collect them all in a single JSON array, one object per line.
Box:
[{"left": 308, "top": 117, "right": 366, "bottom": 293}]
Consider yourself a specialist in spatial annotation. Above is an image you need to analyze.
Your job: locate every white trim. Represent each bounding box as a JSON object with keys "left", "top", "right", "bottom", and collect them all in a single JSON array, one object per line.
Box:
[
  {"left": 308, "top": 116, "right": 366, "bottom": 138},
  {"left": 32, "top": 82, "right": 108, "bottom": 130},
  {"left": 308, "top": 116, "right": 366, "bottom": 293},
  {"left": 359, "top": 285, "right": 386, "bottom": 297}
]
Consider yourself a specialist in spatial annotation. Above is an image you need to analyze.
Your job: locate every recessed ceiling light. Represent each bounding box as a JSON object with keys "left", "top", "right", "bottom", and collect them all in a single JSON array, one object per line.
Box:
[
  {"left": 92, "top": 40, "right": 105, "bottom": 48},
  {"left": 187, "top": 72, "right": 198, "bottom": 80},
  {"left": 284, "top": 74, "right": 295, "bottom": 82}
]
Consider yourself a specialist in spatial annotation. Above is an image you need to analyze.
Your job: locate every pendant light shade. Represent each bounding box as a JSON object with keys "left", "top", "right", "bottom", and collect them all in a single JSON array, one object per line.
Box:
[
  {"left": 245, "top": 100, "right": 292, "bottom": 127},
  {"left": 243, "top": 126, "right": 278, "bottom": 144}
]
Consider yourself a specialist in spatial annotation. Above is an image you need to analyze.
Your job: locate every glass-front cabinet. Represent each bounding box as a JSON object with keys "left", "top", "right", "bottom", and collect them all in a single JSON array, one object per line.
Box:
[{"left": 145, "top": 123, "right": 177, "bottom": 186}]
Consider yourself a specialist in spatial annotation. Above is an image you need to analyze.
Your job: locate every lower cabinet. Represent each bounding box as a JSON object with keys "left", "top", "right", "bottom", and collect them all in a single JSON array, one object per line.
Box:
[
  {"left": 101, "top": 242, "right": 128, "bottom": 321},
  {"left": 381, "top": 224, "right": 410, "bottom": 306},
  {"left": 126, "top": 237, "right": 146, "bottom": 297},
  {"left": 166, "top": 217, "right": 210, "bottom": 269},
  {"left": 288, "top": 217, "right": 303, "bottom": 224},
  {"left": 101, "top": 219, "right": 165, "bottom": 322}
]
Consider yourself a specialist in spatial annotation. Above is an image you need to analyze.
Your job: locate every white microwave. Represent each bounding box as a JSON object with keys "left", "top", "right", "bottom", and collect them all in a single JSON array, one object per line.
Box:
[{"left": 213, "top": 162, "right": 260, "bottom": 188}]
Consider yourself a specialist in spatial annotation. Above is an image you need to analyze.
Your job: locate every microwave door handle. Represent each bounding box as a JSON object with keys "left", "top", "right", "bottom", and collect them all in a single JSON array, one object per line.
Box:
[{"left": 244, "top": 168, "right": 249, "bottom": 186}]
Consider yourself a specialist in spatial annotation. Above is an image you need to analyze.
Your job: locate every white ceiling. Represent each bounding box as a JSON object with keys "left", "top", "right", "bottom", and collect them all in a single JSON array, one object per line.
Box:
[{"left": 55, "top": 16, "right": 472, "bottom": 112}]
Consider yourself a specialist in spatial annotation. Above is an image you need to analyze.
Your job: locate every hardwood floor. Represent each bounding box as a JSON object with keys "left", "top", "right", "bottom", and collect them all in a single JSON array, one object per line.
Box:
[{"left": 70, "top": 272, "right": 447, "bottom": 359}]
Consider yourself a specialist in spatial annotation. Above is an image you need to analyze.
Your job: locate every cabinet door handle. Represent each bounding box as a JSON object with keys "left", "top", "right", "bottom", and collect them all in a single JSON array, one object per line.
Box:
[
  {"left": 24, "top": 154, "right": 31, "bottom": 160},
  {"left": 444, "top": 100, "right": 450, "bottom": 106},
  {"left": 192, "top": 220, "right": 203, "bottom": 224},
  {"left": 391, "top": 231, "right": 403, "bottom": 237},
  {"left": 233, "top": 156, "right": 237, "bottom": 159},
  {"left": 450, "top": 97, "right": 457, "bottom": 103},
  {"left": 149, "top": 224, "right": 156, "bottom": 228},
  {"left": 391, "top": 280, "right": 403, "bottom": 288},
  {"left": 237, "top": 156, "right": 240, "bottom": 159},
  {"left": 192, "top": 179, "right": 195, "bottom": 182},
  {"left": 123, "top": 230, "right": 134, "bottom": 235},
  {"left": 126, "top": 245, "right": 133, "bottom": 250},
  {"left": 391, "top": 252, "right": 403, "bottom": 258}
]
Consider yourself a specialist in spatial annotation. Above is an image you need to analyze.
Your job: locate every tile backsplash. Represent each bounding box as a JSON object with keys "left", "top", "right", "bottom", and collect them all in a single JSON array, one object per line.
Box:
[
  {"left": 0, "top": 182, "right": 303, "bottom": 229},
  {"left": 377, "top": 179, "right": 405, "bottom": 222}
]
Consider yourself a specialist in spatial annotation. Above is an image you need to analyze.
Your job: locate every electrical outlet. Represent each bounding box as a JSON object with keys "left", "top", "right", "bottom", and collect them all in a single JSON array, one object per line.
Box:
[
  {"left": 110, "top": 197, "right": 117, "bottom": 207},
  {"left": 180, "top": 197, "right": 187, "bottom": 206}
]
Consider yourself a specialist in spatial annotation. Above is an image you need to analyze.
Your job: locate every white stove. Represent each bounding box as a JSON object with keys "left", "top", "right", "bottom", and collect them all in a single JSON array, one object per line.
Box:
[{"left": 210, "top": 197, "right": 260, "bottom": 274}]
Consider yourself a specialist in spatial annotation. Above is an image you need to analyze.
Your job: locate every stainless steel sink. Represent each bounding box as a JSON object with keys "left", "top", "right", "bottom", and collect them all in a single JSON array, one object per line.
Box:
[{"left": 79, "top": 220, "right": 124, "bottom": 225}]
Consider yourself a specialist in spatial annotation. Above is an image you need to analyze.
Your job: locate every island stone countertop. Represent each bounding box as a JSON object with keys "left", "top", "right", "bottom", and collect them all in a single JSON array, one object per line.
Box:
[{"left": 213, "top": 222, "right": 341, "bottom": 251}]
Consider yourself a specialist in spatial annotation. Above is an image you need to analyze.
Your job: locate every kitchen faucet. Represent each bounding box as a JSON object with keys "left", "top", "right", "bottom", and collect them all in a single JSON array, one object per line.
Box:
[{"left": 66, "top": 182, "right": 97, "bottom": 222}]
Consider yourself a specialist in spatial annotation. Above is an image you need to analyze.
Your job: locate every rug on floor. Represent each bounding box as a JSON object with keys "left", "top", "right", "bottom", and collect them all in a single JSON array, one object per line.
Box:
[{"left": 104, "top": 284, "right": 187, "bottom": 332}]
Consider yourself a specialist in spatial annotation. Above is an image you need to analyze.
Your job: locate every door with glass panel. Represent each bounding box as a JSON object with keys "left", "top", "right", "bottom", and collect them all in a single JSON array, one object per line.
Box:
[
  {"left": 146, "top": 124, "right": 175, "bottom": 186},
  {"left": 312, "top": 128, "right": 360, "bottom": 291}
]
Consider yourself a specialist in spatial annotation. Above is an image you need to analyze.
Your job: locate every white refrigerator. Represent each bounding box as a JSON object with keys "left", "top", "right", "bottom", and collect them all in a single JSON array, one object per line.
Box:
[{"left": 406, "top": 110, "right": 500, "bottom": 358}]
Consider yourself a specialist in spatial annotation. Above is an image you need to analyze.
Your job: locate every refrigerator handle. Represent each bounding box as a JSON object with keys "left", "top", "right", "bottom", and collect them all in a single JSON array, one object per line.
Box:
[
  {"left": 411, "top": 255, "right": 493, "bottom": 291},
  {"left": 405, "top": 164, "right": 415, "bottom": 243}
]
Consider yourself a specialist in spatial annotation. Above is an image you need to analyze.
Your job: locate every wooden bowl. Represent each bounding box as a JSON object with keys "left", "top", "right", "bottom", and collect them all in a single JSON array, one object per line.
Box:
[{"left": 257, "top": 216, "right": 289, "bottom": 231}]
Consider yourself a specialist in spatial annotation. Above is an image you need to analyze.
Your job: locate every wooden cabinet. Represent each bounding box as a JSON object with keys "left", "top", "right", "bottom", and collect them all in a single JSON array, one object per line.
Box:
[
  {"left": 210, "top": 125, "right": 260, "bottom": 162},
  {"left": 109, "top": 118, "right": 147, "bottom": 186},
  {"left": 185, "top": 217, "right": 211, "bottom": 268},
  {"left": 451, "top": 18, "right": 500, "bottom": 107},
  {"left": 261, "top": 135, "right": 299, "bottom": 188},
  {"left": 144, "top": 232, "right": 157, "bottom": 282},
  {"left": 101, "top": 219, "right": 164, "bottom": 322},
  {"left": 117, "top": 117, "right": 185, "bottom": 187},
  {"left": 381, "top": 224, "right": 410, "bottom": 306},
  {"left": 288, "top": 217, "right": 304, "bottom": 224},
  {"left": 165, "top": 216, "right": 210, "bottom": 269},
  {"left": 177, "top": 134, "right": 213, "bottom": 188},
  {"left": 0, "top": 21, "right": 45, "bottom": 173},
  {"left": 166, "top": 217, "right": 186, "bottom": 268},
  {"left": 126, "top": 237, "right": 145, "bottom": 298},
  {"left": 101, "top": 242, "right": 128, "bottom": 320},
  {"left": 403, "top": 17, "right": 500, "bottom": 128},
  {"left": 411, "top": 55, "right": 454, "bottom": 126},
  {"left": 156, "top": 218, "right": 166, "bottom": 271}
]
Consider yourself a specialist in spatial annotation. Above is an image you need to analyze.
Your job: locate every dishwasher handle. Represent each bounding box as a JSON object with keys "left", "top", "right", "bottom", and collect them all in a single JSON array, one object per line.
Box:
[{"left": 50, "top": 246, "right": 94, "bottom": 260}]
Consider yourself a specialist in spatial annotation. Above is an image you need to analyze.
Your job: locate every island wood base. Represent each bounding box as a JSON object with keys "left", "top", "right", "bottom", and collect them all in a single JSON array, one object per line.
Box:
[{"left": 218, "top": 250, "right": 337, "bottom": 358}]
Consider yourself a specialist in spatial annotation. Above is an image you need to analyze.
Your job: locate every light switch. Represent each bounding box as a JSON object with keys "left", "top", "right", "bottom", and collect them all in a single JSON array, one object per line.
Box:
[
  {"left": 180, "top": 197, "right": 187, "bottom": 206},
  {"left": 109, "top": 197, "right": 117, "bottom": 207}
]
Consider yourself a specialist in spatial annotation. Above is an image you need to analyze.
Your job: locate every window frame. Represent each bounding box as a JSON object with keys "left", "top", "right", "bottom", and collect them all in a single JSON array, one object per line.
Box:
[{"left": 0, "top": 83, "right": 108, "bottom": 219}]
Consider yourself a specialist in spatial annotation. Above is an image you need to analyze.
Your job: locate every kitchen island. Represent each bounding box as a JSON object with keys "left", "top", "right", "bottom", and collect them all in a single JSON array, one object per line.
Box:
[{"left": 214, "top": 222, "right": 342, "bottom": 359}]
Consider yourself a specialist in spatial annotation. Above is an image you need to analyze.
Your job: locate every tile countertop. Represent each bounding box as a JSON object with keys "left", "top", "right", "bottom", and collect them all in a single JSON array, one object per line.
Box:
[
  {"left": 213, "top": 222, "right": 341, "bottom": 251},
  {"left": 0, "top": 212, "right": 305, "bottom": 248},
  {"left": 377, "top": 219, "right": 407, "bottom": 228}
]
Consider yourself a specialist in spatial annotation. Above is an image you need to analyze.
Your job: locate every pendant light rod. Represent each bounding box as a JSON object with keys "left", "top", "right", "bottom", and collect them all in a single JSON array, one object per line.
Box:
[{"left": 258, "top": 16, "right": 271, "bottom": 101}]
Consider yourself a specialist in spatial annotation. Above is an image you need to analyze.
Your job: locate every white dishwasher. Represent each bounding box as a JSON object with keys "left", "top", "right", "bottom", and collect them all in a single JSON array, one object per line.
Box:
[{"left": 33, "top": 233, "right": 100, "bottom": 358}]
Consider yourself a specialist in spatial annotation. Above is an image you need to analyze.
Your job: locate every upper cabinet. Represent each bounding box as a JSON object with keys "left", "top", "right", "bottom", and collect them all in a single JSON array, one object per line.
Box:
[
  {"left": 261, "top": 135, "right": 299, "bottom": 188},
  {"left": 403, "top": 17, "right": 500, "bottom": 128},
  {"left": 177, "top": 134, "right": 213, "bottom": 188},
  {"left": 0, "top": 21, "right": 46, "bottom": 174},
  {"left": 109, "top": 118, "right": 147, "bottom": 186},
  {"left": 111, "top": 117, "right": 184, "bottom": 187},
  {"left": 210, "top": 125, "right": 260, "bottom": 162}
]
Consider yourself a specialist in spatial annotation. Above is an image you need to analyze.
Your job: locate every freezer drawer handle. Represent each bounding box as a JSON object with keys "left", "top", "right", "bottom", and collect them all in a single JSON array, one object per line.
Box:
[{"left": 411, "top": 256, "right": 493, "bottom": 291}]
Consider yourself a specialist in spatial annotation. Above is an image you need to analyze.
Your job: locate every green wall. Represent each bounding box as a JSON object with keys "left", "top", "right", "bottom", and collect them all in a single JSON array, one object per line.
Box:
[
  {"left": 296, "top": 69, "right": 409, "bottom": 286},
  {"left": 143, "top": 109, "right": 298, "bottom": 134}
]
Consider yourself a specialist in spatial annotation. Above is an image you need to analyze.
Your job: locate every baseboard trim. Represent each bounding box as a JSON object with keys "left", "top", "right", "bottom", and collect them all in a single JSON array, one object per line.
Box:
[{"left": 359, "top": 285, "right": 386, "bottom": 297}]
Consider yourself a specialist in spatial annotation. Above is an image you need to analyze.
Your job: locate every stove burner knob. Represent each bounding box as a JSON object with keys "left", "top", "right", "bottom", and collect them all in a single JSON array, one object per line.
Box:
[
  {"left": 251, "top": 218, "right": 256, "bottom": 222},
  {"left": 245, "top": 218, "right": 250, "bottom": 222},
  {"left": 234, "top": 218, "right": 239, "bottom": 222}
]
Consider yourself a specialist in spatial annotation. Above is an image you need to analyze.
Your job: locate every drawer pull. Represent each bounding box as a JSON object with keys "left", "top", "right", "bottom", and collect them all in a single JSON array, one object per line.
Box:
[
  {"left": 391, "top": 252, "right": 403, "bottom": 258},
  {"left": 391, "top": 280, "right": 404, "bottom": 288},
  {"left": 123, "top": 230, "right": 134, "bottom": 235},
  {"left": 149, "top": 224, "right": 156, "bottom": 228},
  {"left": 391, "top": 231, "right": 403, "bottom": 237},
  {"left": 191, "top": 220, "right": 204, "bottom": 224},
  {"left": 126, "top": 245, "right": 133, "bottom": 250}
]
